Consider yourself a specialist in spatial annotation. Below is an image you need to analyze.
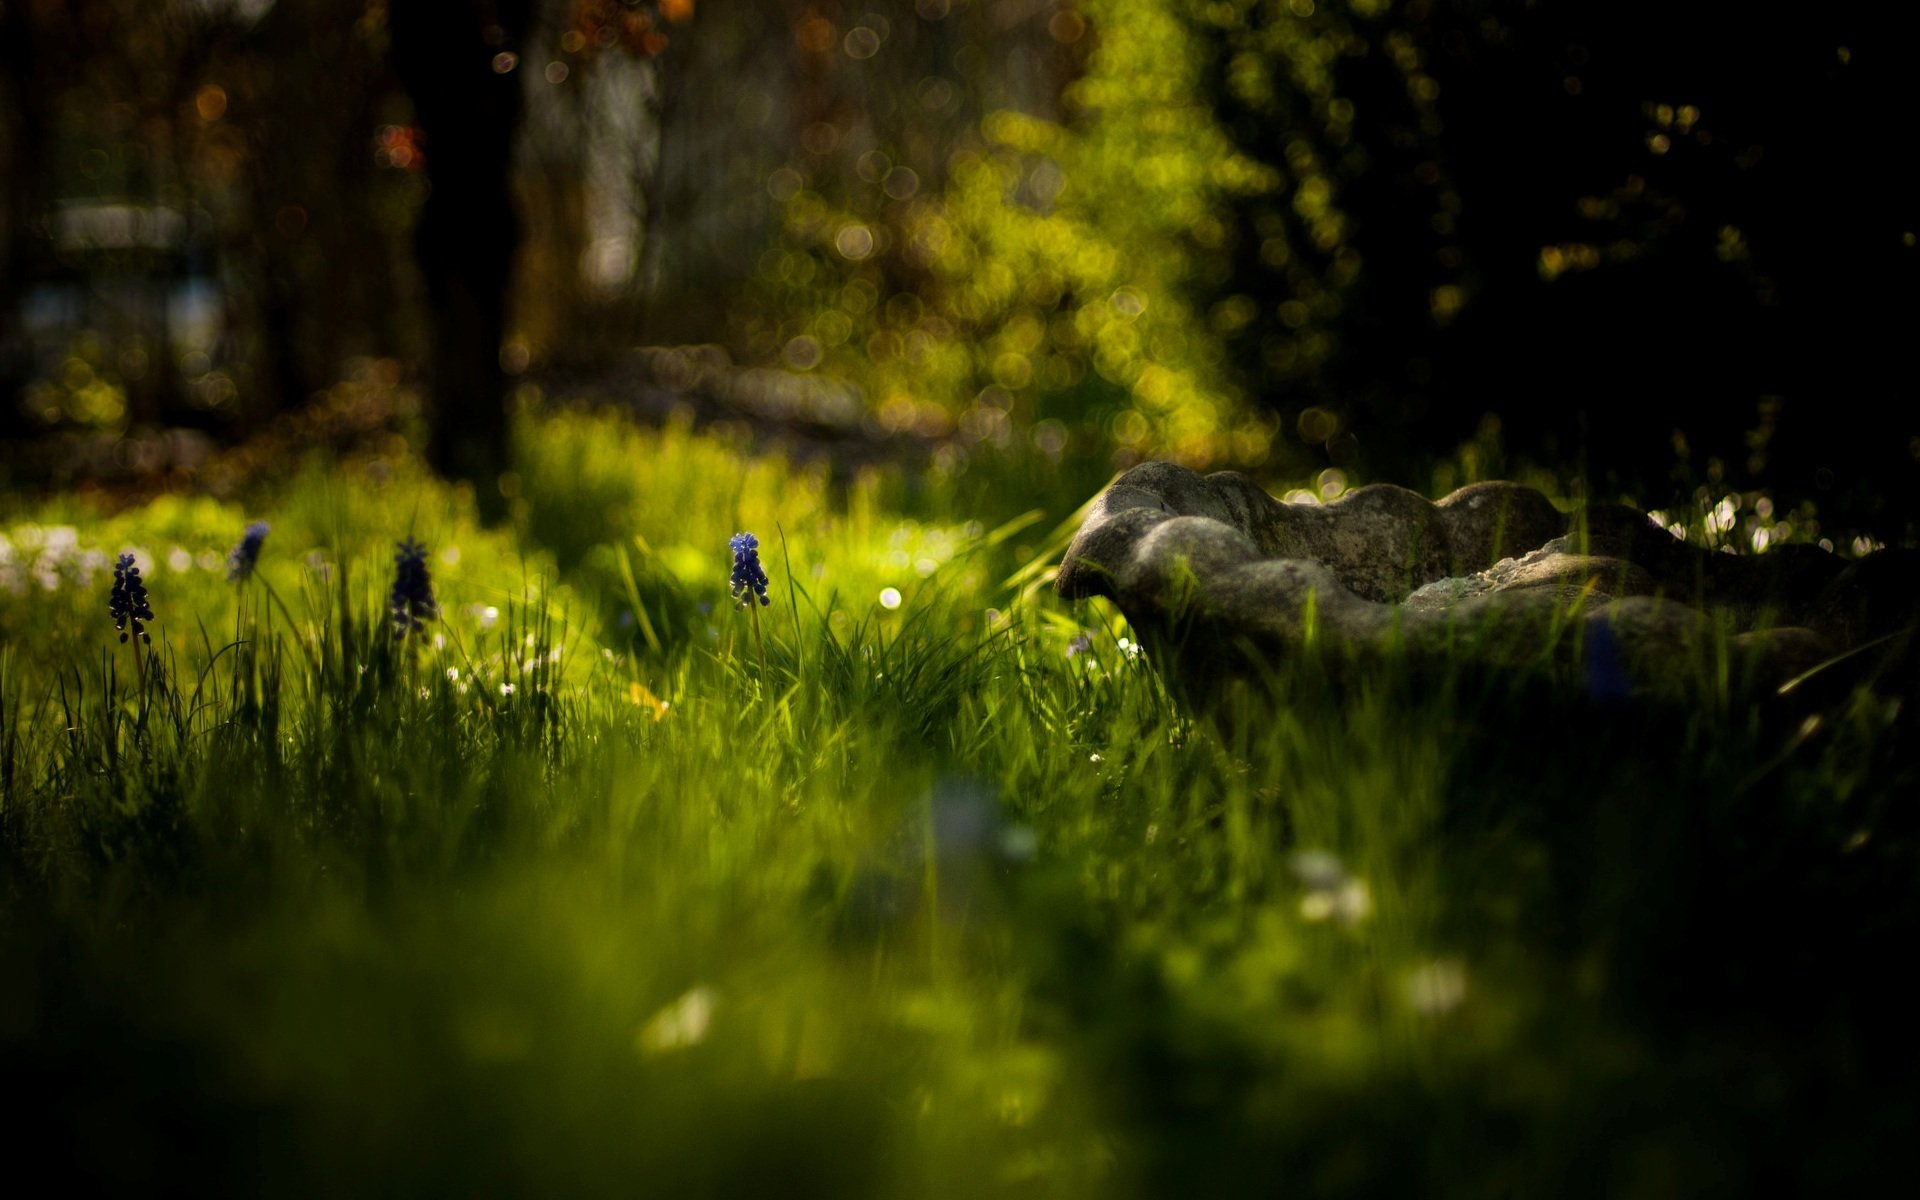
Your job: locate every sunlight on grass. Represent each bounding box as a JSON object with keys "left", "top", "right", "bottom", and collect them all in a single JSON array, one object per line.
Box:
[{"left": 1, "top": 410, "right": 1913, "bottom": 1196}]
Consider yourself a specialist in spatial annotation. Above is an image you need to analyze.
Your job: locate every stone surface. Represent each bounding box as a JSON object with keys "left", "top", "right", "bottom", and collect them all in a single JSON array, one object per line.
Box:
[{"left": 1056, "top": 462, "right": 1919, "bottom": 699}]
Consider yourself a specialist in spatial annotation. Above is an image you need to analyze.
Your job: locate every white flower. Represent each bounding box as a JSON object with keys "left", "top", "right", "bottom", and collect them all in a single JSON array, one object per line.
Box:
[
  {"left": 1290, "top": 850, "right": 1373, "bottom": 925},
  {"left": 635, "top": 986, "right": 715, "bottom": 1056},
  {"left": 1405, "top": 959, "right": 1469, "bottom": 1015}
]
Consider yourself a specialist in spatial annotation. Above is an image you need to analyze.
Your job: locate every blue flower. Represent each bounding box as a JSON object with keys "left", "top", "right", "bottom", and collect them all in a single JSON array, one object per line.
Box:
[
  {"left": 109, "top": 553, "right": 155, "bottom": 644},
  {"left": 390, "top": 538, "right": 438, "bottom": 635},
  {"left": 227, "top": 521, "right": 269, "bottom": 582},
  {"left": 729, "top": 531, "right": 770, "bottom": 608},
  {"left": 1066, "top": 631, "right": 1093, "bottom": 658}
]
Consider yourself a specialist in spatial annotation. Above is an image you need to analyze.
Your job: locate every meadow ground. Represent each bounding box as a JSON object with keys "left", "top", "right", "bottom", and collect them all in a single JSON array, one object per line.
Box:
[{"left": 1, "top": 407, "right": 1915, "bottom": 1197}]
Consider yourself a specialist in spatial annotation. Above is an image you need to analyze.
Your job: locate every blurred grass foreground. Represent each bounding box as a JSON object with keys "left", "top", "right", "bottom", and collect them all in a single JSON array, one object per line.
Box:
[{"left": 4, "top": 1, "right": 1920, "bottom": 1195}]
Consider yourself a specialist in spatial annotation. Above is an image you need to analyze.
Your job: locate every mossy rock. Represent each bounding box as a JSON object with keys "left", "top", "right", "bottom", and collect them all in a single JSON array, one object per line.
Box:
[{"left": 1057, "top": 463, "right": 1918, "bottom": 702}]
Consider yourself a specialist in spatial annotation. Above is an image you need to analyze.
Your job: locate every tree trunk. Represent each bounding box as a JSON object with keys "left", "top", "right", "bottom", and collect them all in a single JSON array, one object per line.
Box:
[{"left": 388, "top": 0, "right": 532, "bottom": 517}]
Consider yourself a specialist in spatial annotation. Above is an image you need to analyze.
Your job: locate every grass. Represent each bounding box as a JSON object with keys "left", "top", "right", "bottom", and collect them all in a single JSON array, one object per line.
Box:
[{"left": 1, "top": 406, "right": 1916, "bottom": 1196}]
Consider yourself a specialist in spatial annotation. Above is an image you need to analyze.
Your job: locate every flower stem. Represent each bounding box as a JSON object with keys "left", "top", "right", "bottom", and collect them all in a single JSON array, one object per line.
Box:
[
  {"left": 749, "top": 600, "right": 768, "bottom": 693},
  {"left": 130, "top": 630, "right": 150, "bottom": 737}
]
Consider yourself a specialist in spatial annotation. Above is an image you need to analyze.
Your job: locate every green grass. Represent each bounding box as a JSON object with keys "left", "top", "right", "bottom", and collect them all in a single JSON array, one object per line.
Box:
[{"left": 2, "top": 407, "right": 1916, "bottom": 1196}]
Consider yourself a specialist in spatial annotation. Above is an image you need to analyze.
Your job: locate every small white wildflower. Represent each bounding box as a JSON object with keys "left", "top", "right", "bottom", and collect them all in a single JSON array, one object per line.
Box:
[
  {"left": 1405, "top": 959, "right": 1469, "bottom": 1015},
  {"left": 74, "top": 548, "right": 109, "bottom": 588},
  {"left": 1300, "top": 880, "right": 1372, "bottom": 925},
  {"left": 1290, "top": 850, "right": 1373, "bottom": 926},
  {"left": 635, "top": 986, "right": 715, "bottom": 1057},
  {"left": 463, "top": 603, "right": 499, "bottom": 628}
]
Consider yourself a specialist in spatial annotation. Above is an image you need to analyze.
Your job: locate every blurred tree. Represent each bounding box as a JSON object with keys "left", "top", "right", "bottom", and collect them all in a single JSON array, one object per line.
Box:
[
  {"left": 737, "top": 0, "right": 1917, "bottom": 534},
  {"left": 0, "top": 0, "right": 56, "bottom": 439},
  {"left": 388, "top": 0, "right": 700, "bottom": 504},
  {"left": 514, "top": 0, "right": 693, "bottom": 363},
  {"left": 738, "top": 0, "right": 1271, "bottom": 473},
  {"left": 235, "top": 0, "right": 411, "bottom": 419},
  {"left": 636, "top": 0, "right": 799, "bottom": 346},
  {"left": 389, "top": 0, "right": 535, "bottom": 504},
  {"left": 1196, "top": 0, "right": 1920, "bottom": 528},
  {"left": 0, "top": 0, "right": 222, "bottom": 433},
  {"left": 0, "top": 0, "right": 407, "bottom": 446}
]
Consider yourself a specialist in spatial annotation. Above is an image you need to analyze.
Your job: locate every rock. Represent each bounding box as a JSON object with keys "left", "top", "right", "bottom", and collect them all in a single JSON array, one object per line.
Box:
[{"left": 1055, "top": 463, "right": 1917, "bottom": 701}]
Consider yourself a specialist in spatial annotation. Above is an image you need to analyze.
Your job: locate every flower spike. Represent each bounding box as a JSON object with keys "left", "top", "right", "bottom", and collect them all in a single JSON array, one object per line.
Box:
[
  {"left": 109, "top": 553, "right": 155, "bottom": 644},
  {"left": 729, "top": 532, "right": 771, "bottom": 608},
  {"left": 390, "top": 538, "right": 439, "bottom": 636},
  {"left": 227, "top": 521, "right": 269, "bottom": 582}
]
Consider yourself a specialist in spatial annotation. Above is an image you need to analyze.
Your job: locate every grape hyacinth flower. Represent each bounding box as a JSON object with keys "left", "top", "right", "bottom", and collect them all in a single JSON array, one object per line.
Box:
[
  {"left": 390, "top": 538, "right": 439, "bottom": 636},
  {"left": 109, "top": 553, "right": 155, "bottom": 644},
  {"left": 729, "top": 532, "right": 770, "bottom": 608},
  {"left": 729, "top": 531, "right": 771, "bottom": 687},
  {"left": 227, "top": 521, "right": 269, "bottom": 582}
]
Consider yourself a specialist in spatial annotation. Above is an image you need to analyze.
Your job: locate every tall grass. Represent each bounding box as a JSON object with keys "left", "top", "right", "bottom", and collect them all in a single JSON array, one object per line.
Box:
[{"left": 0, "top": 408, "right": 1914, "bottom": 1196}]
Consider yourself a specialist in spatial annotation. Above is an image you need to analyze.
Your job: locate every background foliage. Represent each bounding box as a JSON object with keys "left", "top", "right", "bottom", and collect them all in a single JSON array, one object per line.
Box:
[{"left": 3, "top": 1, "right": 1915, "bottom": 536}]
